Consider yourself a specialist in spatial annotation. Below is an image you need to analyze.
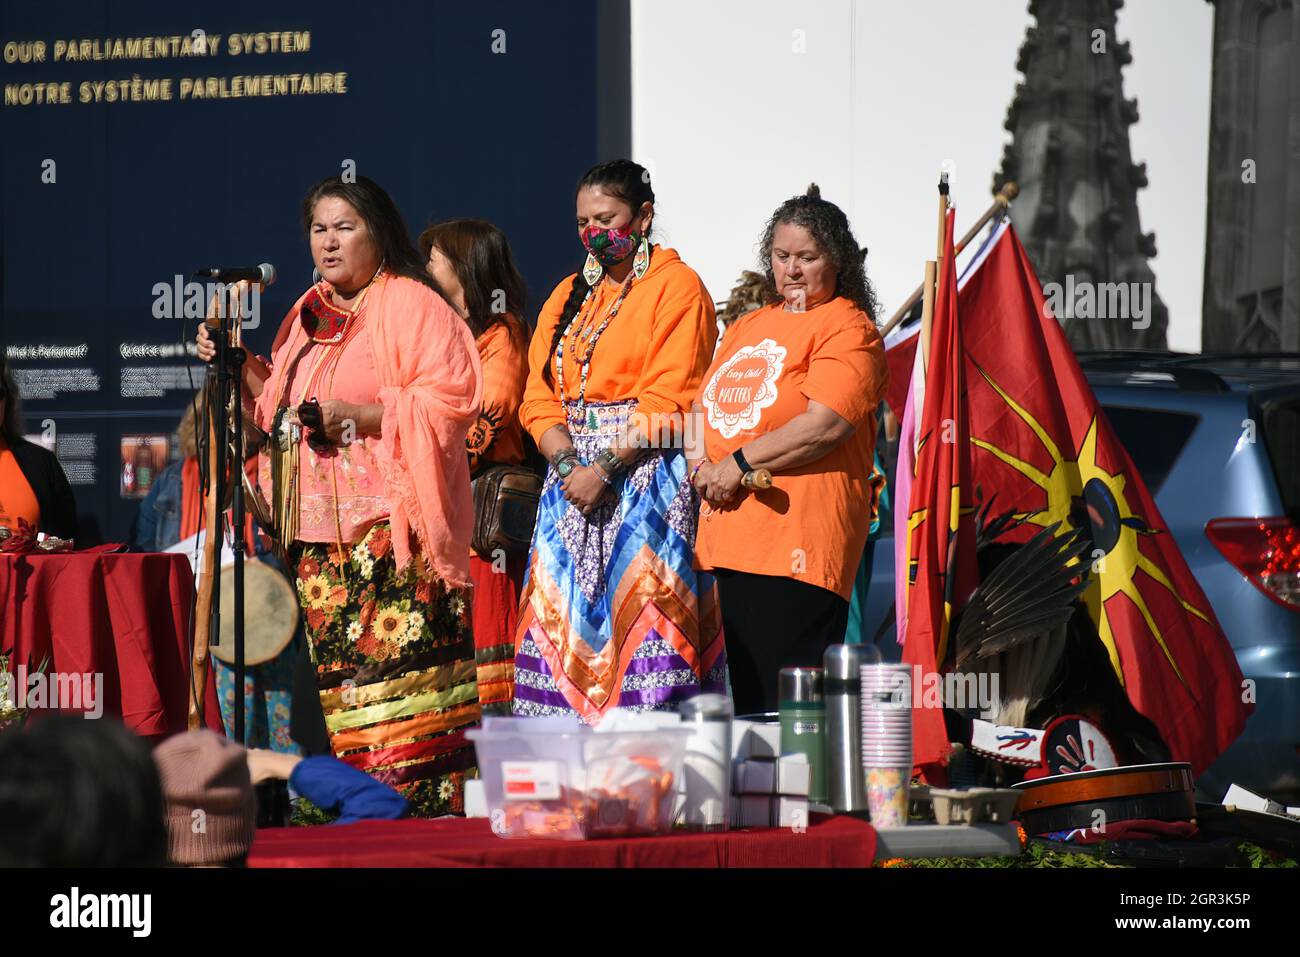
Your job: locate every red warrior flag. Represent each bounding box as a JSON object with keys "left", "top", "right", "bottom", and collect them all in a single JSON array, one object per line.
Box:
[
  {"left": 956, "top": 221, "right": 1250, "bottom": 775},
  {"left": 903, "top": 208, "right": 981, "bottom": 772}
]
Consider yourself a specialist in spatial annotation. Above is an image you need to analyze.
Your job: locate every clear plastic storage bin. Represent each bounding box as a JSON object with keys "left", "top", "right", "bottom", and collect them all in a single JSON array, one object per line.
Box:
[{"left": 467, "top": 716, "right": 691, "bottom": 840}]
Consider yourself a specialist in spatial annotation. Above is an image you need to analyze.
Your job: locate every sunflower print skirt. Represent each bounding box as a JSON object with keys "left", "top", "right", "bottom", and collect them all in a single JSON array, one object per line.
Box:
[{"left": 294, "top": 520, "right": 480, "bottom": 817}]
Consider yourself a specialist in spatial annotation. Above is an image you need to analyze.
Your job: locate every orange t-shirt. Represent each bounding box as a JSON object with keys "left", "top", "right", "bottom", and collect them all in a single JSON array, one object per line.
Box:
[
  {"left": 469, "top": 316, "right": 529, "bottom": 471},
  {"left": 0, "top": 436, "right": 41, "bottom": 532},
  {"left": 694, "top": 296, "right": 888, "bottom": 600},
  {"left": 520, "top": 246, "right": 717, "bottom": 442}
]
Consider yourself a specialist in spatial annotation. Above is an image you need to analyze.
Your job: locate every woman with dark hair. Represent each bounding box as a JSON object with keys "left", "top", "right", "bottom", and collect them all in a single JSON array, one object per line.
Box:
[
  {"left": 196, "top": 174, "right": 483, "bottom": 815},
  {"left": 419, "top": 218, "right": 530, "bottom": 715},
  {"left": 514, "top": 160, "right": 726, "bottom": 722},
  {"left": 0, "top": 716, "right": 168, "bottom": 867},
  {"left": 0, "top": 355, "right": 77, "bottom": 542},
  {"left": 690, "top": 185, "right": 888, "bottom": 713}
]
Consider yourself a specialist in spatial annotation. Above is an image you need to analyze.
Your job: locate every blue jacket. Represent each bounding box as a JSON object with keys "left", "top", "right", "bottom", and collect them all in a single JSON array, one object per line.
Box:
[
  {"left": 289, "top": 756, "right": 409, "bottom": 824},
  {"left": 131, "top": 459, "right": 184, "bottom": 551}
]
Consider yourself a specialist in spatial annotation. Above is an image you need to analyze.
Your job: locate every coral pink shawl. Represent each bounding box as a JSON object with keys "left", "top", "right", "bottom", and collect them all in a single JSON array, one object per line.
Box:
[{"left": 255, "top": 274, "right": 482, "bottom": 586}]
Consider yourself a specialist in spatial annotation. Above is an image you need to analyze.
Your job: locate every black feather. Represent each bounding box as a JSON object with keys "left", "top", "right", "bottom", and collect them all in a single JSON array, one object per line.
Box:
[{"left": 953, "top": 522, "right": 1091, "bottom": 668}]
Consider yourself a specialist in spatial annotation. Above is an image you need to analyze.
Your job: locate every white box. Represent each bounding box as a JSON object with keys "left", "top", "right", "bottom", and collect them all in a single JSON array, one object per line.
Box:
[
  {"left": 735, "top": 758, "right": 777, "bottom": 795},
  {"left": 732, "top": 720, "right": 781, "bottom": 760},
  {"left": 464, "top": 779, "right": 488, "bottom": 819},
  {"left": 735, "top": 794, "right": 772, "bottom": 828},
  {"left": 774, "top": 796, "right": 809, "bottom": 829},
  {"left": 775, "top": 753, "right": 810, "bottom": 796},
  {"left": 1222, "top": 783, "right": 1289, "bottom": 817}
]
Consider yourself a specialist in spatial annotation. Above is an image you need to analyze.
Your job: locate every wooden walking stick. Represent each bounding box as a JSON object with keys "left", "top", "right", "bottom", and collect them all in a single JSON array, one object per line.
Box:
[
  {"left": 882, "top": 180, "right": 1018, "bottom": 337},
  {"left": 188, "top": 286, "right": 239, "bottom": 730}
]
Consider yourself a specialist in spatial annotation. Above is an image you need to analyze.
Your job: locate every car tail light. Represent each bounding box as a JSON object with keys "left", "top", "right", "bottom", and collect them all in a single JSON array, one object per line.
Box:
[{"left": 1205, "top": 518, "right": 1300, "bottom": 611}]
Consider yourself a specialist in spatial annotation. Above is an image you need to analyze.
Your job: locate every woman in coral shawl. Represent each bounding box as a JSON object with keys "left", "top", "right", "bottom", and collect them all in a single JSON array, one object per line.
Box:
[{"left": 197, "top": 175, "right": 482, "bottom": 815}]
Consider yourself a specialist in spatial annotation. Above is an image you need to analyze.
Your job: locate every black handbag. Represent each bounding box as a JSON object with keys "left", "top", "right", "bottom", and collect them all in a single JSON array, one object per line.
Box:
[{"left": 471, "top": 464, "right": 542, "bottom": 558}]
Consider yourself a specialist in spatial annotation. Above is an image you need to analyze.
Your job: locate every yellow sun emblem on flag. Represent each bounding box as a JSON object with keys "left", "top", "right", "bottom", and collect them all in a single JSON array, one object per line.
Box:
[{"left": 967, "top": 365, "right": 1210, "bottom": 691}]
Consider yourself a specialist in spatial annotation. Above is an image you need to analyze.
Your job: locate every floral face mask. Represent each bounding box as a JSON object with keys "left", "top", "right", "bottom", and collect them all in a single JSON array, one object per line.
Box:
[{"left": 580, "top": 222, "right": 641, "bottom": 267}]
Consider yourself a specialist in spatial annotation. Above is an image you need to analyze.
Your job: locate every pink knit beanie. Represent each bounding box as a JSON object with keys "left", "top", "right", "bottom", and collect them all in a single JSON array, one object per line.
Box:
[{"left": 153, "top": 730, "right": 256, "bottom": 865}]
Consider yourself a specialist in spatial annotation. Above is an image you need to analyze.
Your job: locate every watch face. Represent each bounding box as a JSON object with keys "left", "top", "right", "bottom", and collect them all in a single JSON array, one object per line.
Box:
[{"left": 556, "top": 458, "right": 576, "bottom": 478}]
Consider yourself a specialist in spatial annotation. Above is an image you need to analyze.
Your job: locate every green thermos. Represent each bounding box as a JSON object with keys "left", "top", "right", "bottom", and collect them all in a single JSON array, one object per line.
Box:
[{"left": 779, "top": 667, "right": 826, "bottom": 803}]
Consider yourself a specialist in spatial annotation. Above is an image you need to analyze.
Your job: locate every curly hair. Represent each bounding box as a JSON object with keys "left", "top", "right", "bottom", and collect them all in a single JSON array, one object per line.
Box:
[
  {"left": 758, "top": 183, "right": 881, "bottom": 323},
  {"left": 718, "top": 270, "right": 768, "bottom": 328}
]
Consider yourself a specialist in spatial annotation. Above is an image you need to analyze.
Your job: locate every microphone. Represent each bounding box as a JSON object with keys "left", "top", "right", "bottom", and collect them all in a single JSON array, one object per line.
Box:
[{"left": 194, "top": 263, "right": 277, "bottom": 285}]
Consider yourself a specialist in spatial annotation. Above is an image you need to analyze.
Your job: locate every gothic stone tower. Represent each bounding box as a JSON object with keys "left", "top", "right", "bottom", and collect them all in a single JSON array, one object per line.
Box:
[
  {"left": 1202, "top": 0, "right": 1300, "bottom": 352},
  {"left": 994, "top": 0, "right": 1170, "bottom": 350}
]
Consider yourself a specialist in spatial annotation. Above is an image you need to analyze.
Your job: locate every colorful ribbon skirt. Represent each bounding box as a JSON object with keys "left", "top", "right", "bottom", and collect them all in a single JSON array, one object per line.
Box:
[
  {"left": 293, "top": 520, "right": 479, "bottom": 816},
  {"left": 513, "top": 400, "right": 727, "bottom": 723}
]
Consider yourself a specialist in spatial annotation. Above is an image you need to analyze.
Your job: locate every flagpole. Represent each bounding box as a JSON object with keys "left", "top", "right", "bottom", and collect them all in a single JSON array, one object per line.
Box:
[
  {"left": 936, "top": 172, "right": 951, "bottom": 259},
  {"left": 918, "top": 174, "right": 951, "bottom": 373},
  {"left": 881, "top": 180, "right": 1018, "bottom": 337},
  {"left": 919, "top": 261, "right": 937, "bottom": 373}
]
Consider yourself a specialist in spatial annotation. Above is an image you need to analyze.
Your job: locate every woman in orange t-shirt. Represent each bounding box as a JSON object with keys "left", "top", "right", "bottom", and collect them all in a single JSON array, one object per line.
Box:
[
  {"left": 420, "top": 218, "right": 531, "bottom": 717},
  {"left": 691, "top": 185, "right": 888, "bottom": 713},
  {"left": 514, "top": 160, "right": 726, "bottom": 723}
]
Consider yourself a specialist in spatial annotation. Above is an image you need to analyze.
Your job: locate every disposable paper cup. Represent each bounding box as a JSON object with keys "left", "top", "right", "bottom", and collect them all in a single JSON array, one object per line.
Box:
[
  {"left": 865, "top": 766, "right": 911, "bottom": 828},
  {"left": 862, "top": 748, "right": 913, "bottom": 759}
]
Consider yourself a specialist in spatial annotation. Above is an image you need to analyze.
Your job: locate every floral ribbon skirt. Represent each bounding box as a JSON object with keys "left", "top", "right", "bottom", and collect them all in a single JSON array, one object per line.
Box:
[{"left": 293, "top": 520, "right": 479, "bottom": 816}]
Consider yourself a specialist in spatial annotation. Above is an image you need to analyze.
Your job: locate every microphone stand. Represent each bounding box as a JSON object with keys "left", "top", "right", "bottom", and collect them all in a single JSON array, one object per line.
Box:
[{"left": 210, "top": 291, "right": 248, "bottom": 745}]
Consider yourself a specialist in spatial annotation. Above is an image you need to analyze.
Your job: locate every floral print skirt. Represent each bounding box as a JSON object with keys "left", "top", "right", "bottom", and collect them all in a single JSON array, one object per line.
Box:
[
  {"left": 214, "top": 647, "right": 299, "bottom": 755},
  {"left": 293, "top": 520, "right": 480, "bottom": 817},
  {"left": 215, "top": 554, "right": 301, "bottom": 755}
]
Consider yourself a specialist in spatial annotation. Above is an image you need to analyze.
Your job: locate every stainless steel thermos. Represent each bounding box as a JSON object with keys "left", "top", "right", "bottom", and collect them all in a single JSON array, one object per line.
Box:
[{"left": 823, "top": 644, "right": 868, "bottom": 813}]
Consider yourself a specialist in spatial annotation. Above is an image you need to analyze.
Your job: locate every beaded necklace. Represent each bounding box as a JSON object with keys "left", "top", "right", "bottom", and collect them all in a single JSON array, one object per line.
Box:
[{"left": 554, "top": 271, "right": 635, "bottom": 430}]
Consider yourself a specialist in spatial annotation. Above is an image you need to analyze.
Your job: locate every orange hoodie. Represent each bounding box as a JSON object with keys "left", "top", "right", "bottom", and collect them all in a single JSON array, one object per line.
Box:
[{"left": 520, "top": 246, "right": 717, "bottom": 442}]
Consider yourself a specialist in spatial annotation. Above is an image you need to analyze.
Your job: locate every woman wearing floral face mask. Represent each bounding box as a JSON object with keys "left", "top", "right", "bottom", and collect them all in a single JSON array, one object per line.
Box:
[{"left": 514, "top": 160, "right": 727, "bottom": 722}]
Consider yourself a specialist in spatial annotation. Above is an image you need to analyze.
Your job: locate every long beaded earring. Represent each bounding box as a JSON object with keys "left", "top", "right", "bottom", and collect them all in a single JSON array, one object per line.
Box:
[
  {"left": 632, "top": 235, "right": 651, "bottom": 280},
  {"left": 582, "top": 252, "right": 603, "bottom": 287}
]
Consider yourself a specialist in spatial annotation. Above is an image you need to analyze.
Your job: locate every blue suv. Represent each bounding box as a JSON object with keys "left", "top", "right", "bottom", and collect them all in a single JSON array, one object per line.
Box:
[{"left": 858, "top": 352, "right": 1300, "bottom": 803}]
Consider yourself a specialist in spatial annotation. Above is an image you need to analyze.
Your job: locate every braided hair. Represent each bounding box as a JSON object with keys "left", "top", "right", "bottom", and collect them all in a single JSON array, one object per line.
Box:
[
  {"left": 541, "top": 160, "right": 655, "bottom": 387},
  {"left": 758, "top": 183, "right": 881, "bottom": 323}
]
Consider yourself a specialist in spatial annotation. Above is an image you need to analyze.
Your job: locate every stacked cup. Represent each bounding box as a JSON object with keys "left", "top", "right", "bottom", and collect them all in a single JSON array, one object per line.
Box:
[{"left": 860, "top": 663, "right": 913, "bottom": 827}]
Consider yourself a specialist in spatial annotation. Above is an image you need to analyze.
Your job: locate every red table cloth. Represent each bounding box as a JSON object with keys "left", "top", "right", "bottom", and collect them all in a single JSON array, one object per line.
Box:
[
  {"left": 249, "top": 814, "right": 877, "bottom": 868},
  {"left": 0, "top": 547, "right": 221, "bottom": 737}
]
